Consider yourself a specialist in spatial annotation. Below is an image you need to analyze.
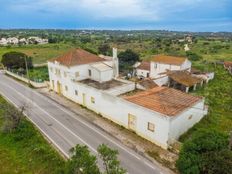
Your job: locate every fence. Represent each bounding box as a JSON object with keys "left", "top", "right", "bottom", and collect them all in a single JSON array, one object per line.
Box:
[{"left": 5, "top": 70, "right": 47, "bottom": 88}]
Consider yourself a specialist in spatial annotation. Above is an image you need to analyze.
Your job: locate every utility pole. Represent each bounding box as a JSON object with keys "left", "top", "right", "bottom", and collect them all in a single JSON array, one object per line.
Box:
[{"left": 24, "top": 56, "right": 30, "bottom": 85}]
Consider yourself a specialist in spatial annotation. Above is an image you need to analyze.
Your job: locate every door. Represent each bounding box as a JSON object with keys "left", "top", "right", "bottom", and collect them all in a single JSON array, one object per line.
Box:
[
  {"left": 52, "top": 80, "right": 55, "bottom": 90},
  {"left": 57, "top": 81, "right": 62, "bottom": 95},
  {"left": 82, "top": 93, "right": 86, "bottom": 106},
  {"left": 128, "top": 114, "right": 137, "bottom": 131}
]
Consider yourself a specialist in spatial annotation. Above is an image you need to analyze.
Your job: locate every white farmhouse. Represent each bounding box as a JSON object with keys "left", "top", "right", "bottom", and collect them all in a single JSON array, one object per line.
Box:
[
  {"left": 48, "top": 49, "right": 207, "bottom": 149},
  {"left": 137, "top": 55, "right": 192, "bottom": 86}
]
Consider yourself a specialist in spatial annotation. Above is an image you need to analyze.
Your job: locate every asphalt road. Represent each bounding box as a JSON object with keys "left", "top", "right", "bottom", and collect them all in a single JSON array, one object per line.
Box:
[{"left": 0, "top": 72, "right": 171, "bottom": 174}]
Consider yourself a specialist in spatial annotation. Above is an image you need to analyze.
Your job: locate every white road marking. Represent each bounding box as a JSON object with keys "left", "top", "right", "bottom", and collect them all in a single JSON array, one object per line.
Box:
[
  {"left": 0, "top": 92, "right": 70, "bottom": 158},
  {"left": 4, "top": 75, "right": 141, "bottom": 160},
  {"left": 0, "top": 82, "right": 97, "bottom": 154},
  {"left": 1, "top": 75, "right": 163, "bottom": 171}
]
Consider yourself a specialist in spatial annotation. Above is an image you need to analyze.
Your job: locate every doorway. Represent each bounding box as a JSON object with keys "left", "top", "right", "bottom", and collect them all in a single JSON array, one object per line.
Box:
[
  {"left": 57, "top": 81, "right": 62, "bottom": 95},
  {"left": 128, "top": 114, "right": 137, "bottom": 131},
  {"left": 82, "top": 93, "right": 86, "bottom": 106}
]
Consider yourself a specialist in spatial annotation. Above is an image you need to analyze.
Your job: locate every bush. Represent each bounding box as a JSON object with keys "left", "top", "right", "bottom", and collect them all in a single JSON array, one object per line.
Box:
[
  {"left": 118, "top": 49, "right": 140, "bottom": 72},
  {"left": 186, "top": 51, "right": 202, "bottom": 61},
  {"left": 177, "top": 129, "right": 232, "bottom": 174}
]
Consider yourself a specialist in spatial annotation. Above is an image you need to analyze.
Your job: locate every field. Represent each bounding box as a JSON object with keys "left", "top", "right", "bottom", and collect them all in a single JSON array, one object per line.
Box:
[
  {"left": 0, "top": 43, "right": 74, "bottom": 64},
  {"left": 180, "top": 63, "right": 232, "bottom": 141},
  {"left": 0, "top": 96, "right": 65, "bottom": 174}
]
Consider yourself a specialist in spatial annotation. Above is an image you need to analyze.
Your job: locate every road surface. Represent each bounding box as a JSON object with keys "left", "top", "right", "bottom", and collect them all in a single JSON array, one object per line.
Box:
[{"left": 0, "top": 72, "right": 171, "bottom": 174}]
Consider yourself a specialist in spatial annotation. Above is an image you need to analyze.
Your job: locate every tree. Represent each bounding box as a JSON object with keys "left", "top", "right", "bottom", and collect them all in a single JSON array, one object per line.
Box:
[
  {"left": 98, "top": 44, "right": 111, "bottom": 55},
  {"left": 118, "top": 49, "right": 140, "bottom": 71},
  {"left": 65, "top": 145, "right": 100, "bottom": 174},
  {"left": 1, "top": 51, "right": 33, "bottom": 70},
  {"left": 186, "top": 51, "right": 202, "bottom": 61},
  {"left": 177, "top": 129, "right": 232, "bottom": 174},
  {"left": 0, "top": 102, "right": 25, "bottom": 133},
  {"left": 97, "top": 144, "right": 126, "bottom": 174},
  {"left": 65, "top": 144, "right": 126, "bottom": 174}
]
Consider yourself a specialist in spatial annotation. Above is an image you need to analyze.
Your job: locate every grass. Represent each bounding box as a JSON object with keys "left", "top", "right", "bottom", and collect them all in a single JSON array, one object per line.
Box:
[
  {"left": 0, "top": 43, "right": 74, "bottom": 64},
  {"left": 180, "top": 63, "right": 232, "bottom": 141},
  {"left": 29, "top": 66, "right": 49, "bottom": 82},
  {"left": 0, "top": 96, "right": 65, "bottom": 174}
]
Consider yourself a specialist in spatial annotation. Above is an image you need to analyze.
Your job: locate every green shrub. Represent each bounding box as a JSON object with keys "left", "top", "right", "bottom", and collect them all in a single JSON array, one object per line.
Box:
[{"left": 177, "top": 129, "right": 232, "bottom": 174}]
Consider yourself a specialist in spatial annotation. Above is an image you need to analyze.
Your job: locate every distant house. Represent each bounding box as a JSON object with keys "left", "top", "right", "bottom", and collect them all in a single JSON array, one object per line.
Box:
[
  {"left": 224, "top": 61, "right": 232, "bottom": 75},
  {"left": 136, "top": 55, "right": 191, "bottom": 86},
  {"left": 0, "top": 38, "right": 7, "bottom": 46},
  {"left": 7, "top": 37, "right": 19, "bottom": 45},
  {"left": 48, "top": 48, "right": 208, "bottom": 149},
  {"left": 184, "top": 44, "right": 190, "bottom": 51},
  {"left": 28, "top": 37, "right": 48, "bottom": 44}
]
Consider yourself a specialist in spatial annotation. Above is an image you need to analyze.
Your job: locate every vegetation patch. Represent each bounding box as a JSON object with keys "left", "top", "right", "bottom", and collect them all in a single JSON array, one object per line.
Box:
[
  {"left": 180, "top": 64, "right": 232, "bottom": 141},
  {"left": 0, "top": 96, "right": 65, "bottom": 174}
]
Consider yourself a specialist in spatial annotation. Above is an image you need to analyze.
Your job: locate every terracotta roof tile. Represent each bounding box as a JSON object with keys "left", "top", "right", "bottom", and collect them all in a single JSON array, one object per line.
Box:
[
  {"left": 124, "top": 87, "right": 201, "bottom": 116},
  {"left": 137, "top": 61, "right": 151, "bottom": 71},
  {"left": 139, "top": 79, "right": 158, "bottom": 89},
  {"left": 167, "top": 70, "right": 202, "bottom": 87},
  {"left": 224, "top": 61, "right": 232, "bottom": 68},
  {"left": 151, "top": 55, "right": 187, "bottom": 65},
  {"left": 49, "top": 48, "right": 104, "bottom": 67}
]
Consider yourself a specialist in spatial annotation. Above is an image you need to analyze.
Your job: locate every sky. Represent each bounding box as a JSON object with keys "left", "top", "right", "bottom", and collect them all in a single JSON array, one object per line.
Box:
[{"left": 0, "top": 0, "right": 231, "bottom": 32}]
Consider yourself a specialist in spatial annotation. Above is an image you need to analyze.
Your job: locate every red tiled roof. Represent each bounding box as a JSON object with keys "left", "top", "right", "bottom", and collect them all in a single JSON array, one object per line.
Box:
[
  {"left": 49, "top": 48, "right": 104, "bottom": 67},
  {"left": 167, "top": 70, "right": 202, "bottom": 87},
  {"left": 124, "top": 87, "right": 201, "bottom": 116},
  {"left": 224, "top": 61, "right": 232, "bottom": 68},
  {"left": 139, "top": 79, "right": 158, "bottom": 89},
  {"left": 151, "top": 55, "right": 187, "bottom": 65},
  {"left": 137, "top": 61, "right": 150, "bottom": 71}
]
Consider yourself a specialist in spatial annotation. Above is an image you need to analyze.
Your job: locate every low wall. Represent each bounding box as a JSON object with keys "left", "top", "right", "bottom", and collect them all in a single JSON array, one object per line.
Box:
[
  {"left": 61, "top": 80, "right": 170, "bottom": 149},
  {"left": 5, "top": 70, "right": 47, "bottom": 88}
]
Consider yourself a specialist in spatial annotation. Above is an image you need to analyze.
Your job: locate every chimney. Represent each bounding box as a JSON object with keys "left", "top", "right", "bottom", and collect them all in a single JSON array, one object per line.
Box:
[
  {"left": 112, "top": 48, "right": 119, "bottom": 78},
  {"left": 113, "top": 48, "right": 117, "bottom": 59}
]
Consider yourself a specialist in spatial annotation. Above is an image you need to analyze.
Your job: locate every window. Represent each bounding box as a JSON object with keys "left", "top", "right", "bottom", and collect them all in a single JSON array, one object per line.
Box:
[
  {"left": 50, "top": 67, "right": 53, "bottom": 72},
  {"left": 75, "top": 72, "right": 80, "bottom": 78},
  {"left": 65, "top": 85, "right": 68, "bottom": 91},
  {"left": 154, "top": 63, "right": 157, "bottom": 69},
  {"left": 91, "top": 97, "right": 95, "bottom": 104},
  {"left": 55, "top": 68, "right": 61, "bottom": 76},
  {"left": 88, "top": 69, "right": 92, "bottom": 76},
  {"left": 147, "top": 122, "right": 155, "bottom": 132},
  {"left": 75, "top": 90, "right": 78, "bottom": 96},
  {"left": 64, "top": 71, "right": 67, "bottom": 77}
]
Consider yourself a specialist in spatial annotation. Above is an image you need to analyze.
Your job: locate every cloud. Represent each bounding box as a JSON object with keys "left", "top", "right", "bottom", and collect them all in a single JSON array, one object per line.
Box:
[
  {"left": 0, "top": 0, "right": 231, "bottom": 31},
  {"left": 6, "top": 0, "right": 219, "bottom": 20}
]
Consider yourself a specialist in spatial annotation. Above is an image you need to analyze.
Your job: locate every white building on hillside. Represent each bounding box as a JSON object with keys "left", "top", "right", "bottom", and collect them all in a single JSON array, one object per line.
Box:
[
  {"left": 136, "top": 55, "right": 192, "bottom": 86},
  {"left": 0, "top": 38, "right": 7, "bottom": 46},
  {"left": 7, "top": 37, "right": 19, "bottom": 45},
  {"left": 48, "top": 49, "right": 207, "bottom": 149}
]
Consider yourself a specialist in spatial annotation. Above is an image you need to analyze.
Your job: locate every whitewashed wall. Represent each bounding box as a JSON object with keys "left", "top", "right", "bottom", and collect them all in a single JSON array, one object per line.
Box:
[
  {"left": 55, "top": 79, "right": 170, "bottom": 148},
  {"left": 136, "top": 69, "right": 150, "bottom": 78},
  {"left": 168, "top": 100, "right": 207, "bottom": 143},
  {"left": 154, "top": 76, "right": 169, "bottom": 86},
  {"left": 180, "top": 59, "right": 192, "bottom": 71},
  {"left": 150, "top": 62, "right": 181, "bottom": 78}
]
